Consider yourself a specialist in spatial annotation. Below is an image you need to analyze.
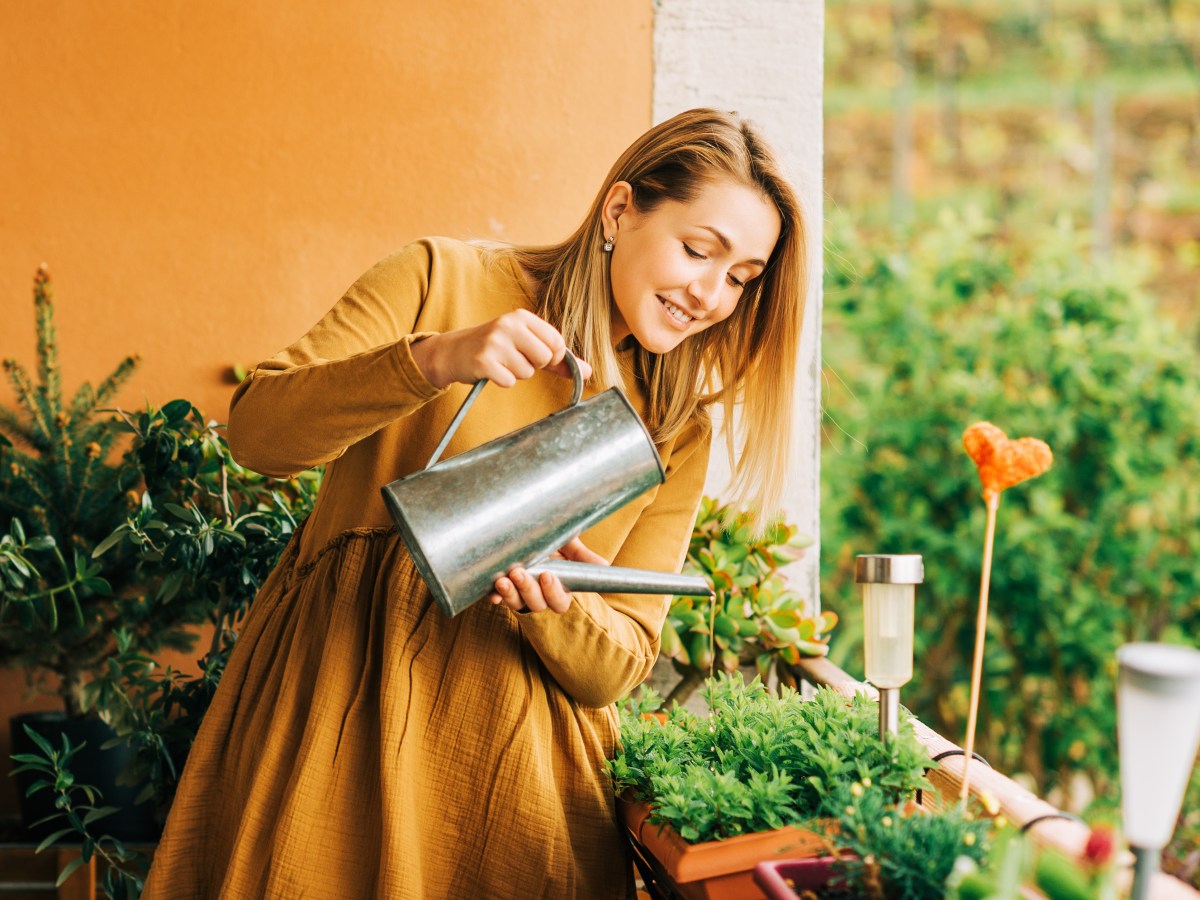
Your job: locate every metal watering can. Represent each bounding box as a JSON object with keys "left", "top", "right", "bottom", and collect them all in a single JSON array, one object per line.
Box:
[{"left": 381, "top": 354, "right": 711, "bottom": 617}]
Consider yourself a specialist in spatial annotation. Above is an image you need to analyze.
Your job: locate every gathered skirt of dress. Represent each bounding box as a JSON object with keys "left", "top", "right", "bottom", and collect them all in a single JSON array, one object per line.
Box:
[{"left": 142, "top": 527, "right": 635, "bottom": 899}]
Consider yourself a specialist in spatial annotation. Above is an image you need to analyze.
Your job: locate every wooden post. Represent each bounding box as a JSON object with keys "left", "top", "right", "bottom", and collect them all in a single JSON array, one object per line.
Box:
[
  {"left": 1091, "top": 80, "right": 1114, "bottom": 262},
  {"left": 891, "top": 0, "right": 915, "bottom": 227},
  {"left": 55, "top": 847, "right": 96, "bottom": 900}
]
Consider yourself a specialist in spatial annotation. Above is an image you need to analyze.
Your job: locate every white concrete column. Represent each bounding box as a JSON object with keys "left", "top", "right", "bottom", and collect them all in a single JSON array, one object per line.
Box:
[{"left": 653, "top": 0, "right": 825, "bottom": 607}]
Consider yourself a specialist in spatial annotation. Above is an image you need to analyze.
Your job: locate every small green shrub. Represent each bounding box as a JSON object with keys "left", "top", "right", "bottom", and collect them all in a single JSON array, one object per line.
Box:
[{"left": 608, "top": 673, "right": 933, "bottom": 843}]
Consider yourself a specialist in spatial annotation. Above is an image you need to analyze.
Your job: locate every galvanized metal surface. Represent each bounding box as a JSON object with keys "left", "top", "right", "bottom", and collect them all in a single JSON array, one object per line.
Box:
[
  {"left": 382, "top": 355, "right": 686, "bottom": 617},
  {"left": 525, "top": 559, "right": 710, "bottom": 597}
]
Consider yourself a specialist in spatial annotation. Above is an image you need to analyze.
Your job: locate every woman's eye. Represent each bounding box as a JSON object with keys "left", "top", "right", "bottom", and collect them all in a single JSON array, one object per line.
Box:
[
  {"left": 683, "top": 243, "right": 706, "bottom": 260},
  {"left": 728, "top": 273, "right": 745, "bottom": 288}
]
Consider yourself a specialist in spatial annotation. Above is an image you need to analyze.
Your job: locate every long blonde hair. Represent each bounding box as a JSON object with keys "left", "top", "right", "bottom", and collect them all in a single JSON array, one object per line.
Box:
[{"left": 503, "top": 108, "right": 808, "bottom": 520}]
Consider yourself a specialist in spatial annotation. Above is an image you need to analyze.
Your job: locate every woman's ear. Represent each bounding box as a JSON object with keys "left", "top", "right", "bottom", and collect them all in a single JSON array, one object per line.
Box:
[{"left": 600, "top": 181, "right": 634, "bottom": 239}]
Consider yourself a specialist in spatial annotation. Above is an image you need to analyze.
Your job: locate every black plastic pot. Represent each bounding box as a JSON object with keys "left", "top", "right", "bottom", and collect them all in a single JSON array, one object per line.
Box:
[{"left": 10, "top": 711, "right": 160, "bottom": 843}]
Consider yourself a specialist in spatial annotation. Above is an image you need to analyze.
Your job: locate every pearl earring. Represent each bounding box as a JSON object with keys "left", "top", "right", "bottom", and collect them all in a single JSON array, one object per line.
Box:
[{"left": 602, "top": 236, "right": 614, "bottom": 252}]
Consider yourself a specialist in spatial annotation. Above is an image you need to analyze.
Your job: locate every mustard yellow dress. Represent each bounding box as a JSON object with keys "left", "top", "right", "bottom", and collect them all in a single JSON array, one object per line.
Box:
[{"left": 142, "top": 238, "right": 710, "bottom": 899}]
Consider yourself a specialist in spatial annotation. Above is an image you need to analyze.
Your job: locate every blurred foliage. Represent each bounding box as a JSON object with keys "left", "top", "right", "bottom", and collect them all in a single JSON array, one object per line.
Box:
[
  {"left": 824, "top": 0, "right": 1200, "bottom": 342},
  {"left": 950, "top": 820, "right": 1120, "bottom": 900},
  {"left": 659, "top": 497, "right": 834, "bottom": 707},
  {"left": 819, "top": 207, "right": 1199, "bottom": 818},
  {"left": 823, "top": 4, "right": 1200, "bottom": 884},
  {"left": 1163, "top": 764, "right": 1200, "bottom": 885},
  {"left": 826, "top": 0, "right": 1200, "bottom": 94}
]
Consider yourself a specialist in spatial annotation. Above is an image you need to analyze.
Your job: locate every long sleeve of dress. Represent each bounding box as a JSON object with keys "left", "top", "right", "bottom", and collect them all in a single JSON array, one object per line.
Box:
[
  {"left": 227, "top": 241, "right": 447, "bottom": 477},
  {"left": 516, "top": 417, "right": 711, "bottom": 708}
]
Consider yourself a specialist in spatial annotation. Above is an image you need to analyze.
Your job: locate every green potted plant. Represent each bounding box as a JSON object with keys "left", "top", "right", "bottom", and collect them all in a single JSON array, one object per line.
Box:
[
  {"left": 607, "top": 674, "right": 935, "bottom": 899},
  {"left": 11, "top": 397, "right": 318, "bottom": 897},
  {"left": 1, "top": 266, "right": 318, "bottom": 845},
  {"left": 661, "top": 497, "right": 836, "bottom": 707},
  {"left": 0, "top": 268, "right": 145, "bottom": 707},
  {"left": 754, "top": 784, "right": 996, "bottom": 900},
  {"left": 824, "top": 779, "right": 994, "bottom": 899},
  {"left": 2, "top": 265, "right": 168, "bottom": 840}
]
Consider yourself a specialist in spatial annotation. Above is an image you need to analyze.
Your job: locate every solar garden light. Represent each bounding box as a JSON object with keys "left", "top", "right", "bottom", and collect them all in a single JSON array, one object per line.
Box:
[
  {"left": 856, "top": 554, "right": 924, "bottom": 743},
  {"left": 1117, "top": 642, "right": 1200, "bottom": 900}
]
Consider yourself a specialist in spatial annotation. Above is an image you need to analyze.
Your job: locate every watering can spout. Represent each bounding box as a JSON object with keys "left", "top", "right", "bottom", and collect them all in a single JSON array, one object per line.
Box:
[
  {"left": 525, "top": 560, "right": 710, "bottom": 598},
  {"left": 381, "top": 354, "right": 707, "bottom": 617}
]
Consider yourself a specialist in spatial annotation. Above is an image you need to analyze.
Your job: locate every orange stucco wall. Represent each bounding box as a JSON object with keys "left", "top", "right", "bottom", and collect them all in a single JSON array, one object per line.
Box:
[{"left": 0, "top": 0, "right": 651, "bottom": 819}]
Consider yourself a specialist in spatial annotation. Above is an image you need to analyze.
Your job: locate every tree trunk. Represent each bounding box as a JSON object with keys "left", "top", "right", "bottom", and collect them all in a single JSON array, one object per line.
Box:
[{"left": 59, "top": 664, "right": 84, "bottom": 718}]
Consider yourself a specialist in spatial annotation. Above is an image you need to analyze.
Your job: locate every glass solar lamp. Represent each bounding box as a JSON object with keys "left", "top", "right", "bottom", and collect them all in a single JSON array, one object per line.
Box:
[
  {"left": 1117, "top": 642, "right": 1200, "bottom": 900},
  {"left": 856, "top": 554, "right": 924, "bottom": 742}
]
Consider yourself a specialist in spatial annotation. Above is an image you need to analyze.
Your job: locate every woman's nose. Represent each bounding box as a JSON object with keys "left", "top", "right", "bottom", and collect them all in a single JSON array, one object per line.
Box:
[{"left": 687, "top": 270, "right": 723, "bottom": 310}]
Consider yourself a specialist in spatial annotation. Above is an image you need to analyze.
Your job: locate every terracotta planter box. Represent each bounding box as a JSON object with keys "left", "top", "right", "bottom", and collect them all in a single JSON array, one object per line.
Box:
[{"left": 619, "top": 797, "right": 830, "bottom": 900}]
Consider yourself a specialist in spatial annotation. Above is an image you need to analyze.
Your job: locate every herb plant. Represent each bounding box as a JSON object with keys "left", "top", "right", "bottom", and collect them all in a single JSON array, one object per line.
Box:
[{"left": 608, "top": 674, "right": 933, "bottom": 843}]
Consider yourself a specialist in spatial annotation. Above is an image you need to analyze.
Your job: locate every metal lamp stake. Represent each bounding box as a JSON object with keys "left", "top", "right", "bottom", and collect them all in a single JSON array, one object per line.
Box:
[{"left": 856, "top": 555, "right": 923, "bottom": 745}]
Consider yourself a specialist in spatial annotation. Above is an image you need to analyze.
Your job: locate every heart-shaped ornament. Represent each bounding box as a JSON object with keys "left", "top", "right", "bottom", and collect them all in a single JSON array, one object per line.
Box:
[{"left": 962, "top": 421, "right": 1053, "bottom": 501}]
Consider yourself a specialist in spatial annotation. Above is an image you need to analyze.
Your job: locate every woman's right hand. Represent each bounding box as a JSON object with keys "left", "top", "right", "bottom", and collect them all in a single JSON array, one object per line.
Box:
[{"left": 409, "top": 309, "right": 592, "bottom": 389}]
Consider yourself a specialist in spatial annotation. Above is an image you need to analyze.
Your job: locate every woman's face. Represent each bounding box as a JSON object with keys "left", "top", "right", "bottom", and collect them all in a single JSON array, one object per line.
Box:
[{"left": 602, "top": 177, "right": 782, "bottom": 353}]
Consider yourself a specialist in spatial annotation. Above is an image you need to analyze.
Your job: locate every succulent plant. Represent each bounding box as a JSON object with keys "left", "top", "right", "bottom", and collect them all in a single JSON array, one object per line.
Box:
[{"left": 660, "top": 497, "right": 836, "bottom": 706}]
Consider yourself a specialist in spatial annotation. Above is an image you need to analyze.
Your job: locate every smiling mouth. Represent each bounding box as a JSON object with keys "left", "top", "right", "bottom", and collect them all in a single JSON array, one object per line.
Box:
[{"left": 659, "top": 296, "right": 694, "bottom": 326}]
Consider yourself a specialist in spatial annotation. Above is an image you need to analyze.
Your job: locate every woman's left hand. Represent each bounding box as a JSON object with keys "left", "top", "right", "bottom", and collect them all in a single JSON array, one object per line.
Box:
[{"left": 489, "top": 537, "right": 609, "bottom": 614}]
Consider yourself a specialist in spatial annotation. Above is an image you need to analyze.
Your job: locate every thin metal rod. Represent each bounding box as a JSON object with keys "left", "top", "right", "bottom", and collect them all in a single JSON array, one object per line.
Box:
[
  {"left": 425, "top": 379, "right": 487, "bottom": 469},
  {"left": 423, "top": 353, "right": 583, "bottom": 470},
  {"left": 1130, "top": 846, "right": 1159, "bottom": 900},
  {"left": 879, "top": 687, "right": 899, "bottom": 744}
]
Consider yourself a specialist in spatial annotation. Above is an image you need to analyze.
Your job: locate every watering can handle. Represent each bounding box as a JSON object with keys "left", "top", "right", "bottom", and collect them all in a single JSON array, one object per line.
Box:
[{"left": 423, "top": 352, "right": 585, "bottom": 470}]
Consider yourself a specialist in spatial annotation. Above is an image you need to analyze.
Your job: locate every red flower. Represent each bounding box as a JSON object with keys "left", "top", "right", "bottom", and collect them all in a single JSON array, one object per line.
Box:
[{"left": 1083, "top": 826, "right": 1115, "bottom": 865}]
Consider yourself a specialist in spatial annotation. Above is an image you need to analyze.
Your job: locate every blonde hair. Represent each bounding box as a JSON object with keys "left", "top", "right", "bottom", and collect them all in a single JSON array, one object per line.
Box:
[{"left": 501, "top": 108, "right": 807, "bottom": 521}]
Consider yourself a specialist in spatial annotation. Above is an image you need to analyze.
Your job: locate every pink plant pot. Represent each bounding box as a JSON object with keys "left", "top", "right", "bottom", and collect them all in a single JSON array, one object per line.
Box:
[{"left": 752, "top": 858, "right": 842, "bottom": 899}]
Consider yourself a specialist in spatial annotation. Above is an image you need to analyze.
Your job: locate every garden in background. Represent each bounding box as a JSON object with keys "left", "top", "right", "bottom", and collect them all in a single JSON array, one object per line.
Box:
[{"left": 819, "top": 0, "right": 1200, "bottom": 884}]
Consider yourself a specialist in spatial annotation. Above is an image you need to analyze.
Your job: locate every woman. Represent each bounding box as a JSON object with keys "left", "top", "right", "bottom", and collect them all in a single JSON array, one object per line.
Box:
[{"left": 144, "top": 107, "right": 808, "bottom": 899}]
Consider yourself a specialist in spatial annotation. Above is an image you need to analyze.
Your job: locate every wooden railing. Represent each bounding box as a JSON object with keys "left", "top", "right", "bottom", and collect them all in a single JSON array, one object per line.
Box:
[{"left": 788, "top": 656, "right": 1200, "bottom": 900}]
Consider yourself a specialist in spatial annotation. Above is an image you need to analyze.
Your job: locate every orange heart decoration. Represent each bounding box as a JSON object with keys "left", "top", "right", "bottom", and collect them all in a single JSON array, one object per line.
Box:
[{"left": 962, "top": 422, "right": 1053, "bottom": 502}]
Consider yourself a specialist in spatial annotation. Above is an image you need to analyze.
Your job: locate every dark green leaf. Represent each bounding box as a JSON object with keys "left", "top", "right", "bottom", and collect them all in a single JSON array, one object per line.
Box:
[{"left": 36, "top": 828, "right": 76, "bottom": 852}]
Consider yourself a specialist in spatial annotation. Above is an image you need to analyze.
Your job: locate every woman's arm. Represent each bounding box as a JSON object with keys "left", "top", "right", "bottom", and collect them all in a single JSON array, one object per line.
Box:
[
  {"left": 227, "top": 240, "right": 583, "bottom": 477},
  {"left": 514, "top": 420, "right": 711, "bottom": 708},
  {"left": 227, "top": 242, "right": 446, "bottom": 477}
]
